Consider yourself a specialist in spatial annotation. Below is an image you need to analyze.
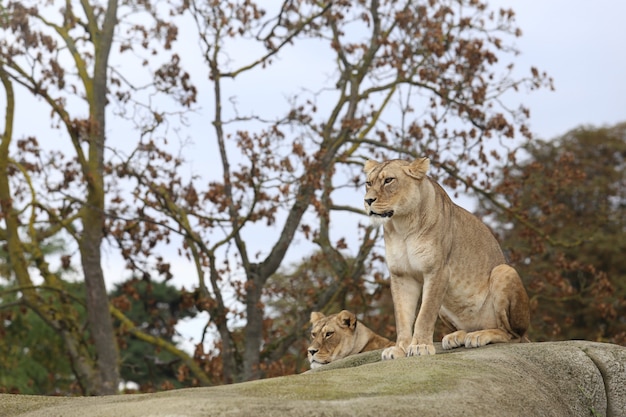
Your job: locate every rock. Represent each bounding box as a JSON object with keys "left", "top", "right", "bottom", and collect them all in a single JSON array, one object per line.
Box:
[{"left": 1, "top": 341, "right": 624, "bottom": 417}]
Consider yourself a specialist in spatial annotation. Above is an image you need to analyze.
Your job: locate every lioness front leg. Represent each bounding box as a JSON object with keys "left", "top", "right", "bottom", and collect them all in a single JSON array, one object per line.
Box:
[
  {"left": 442, "top": 329, "right": 510, "bottom": 349},
  {"left": 464, "top": 329, "right": 512, "bottom": 348},
  {"left": 381, "top": 345, "right": 407, "bottom": 360},
  {"left": 406, "top": 273, "right": 447, "bottom": 356},
  {"left": 382, "top": 275, "right": 421, "bottom": 360}
]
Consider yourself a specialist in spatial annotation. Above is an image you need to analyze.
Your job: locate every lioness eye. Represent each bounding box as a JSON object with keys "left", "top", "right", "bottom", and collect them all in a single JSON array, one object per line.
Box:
[
  {"left": 325, "top": 331, "right": 334, "bottom": 338},
  {"left": 365, "top": 181, "right": 372, "bottom": 187},
  {"left": 311, "top": 332, "right": 316, "bottom": 339},
  {"left": 384, "top": 177, "right": 394, "bottom": 184}
]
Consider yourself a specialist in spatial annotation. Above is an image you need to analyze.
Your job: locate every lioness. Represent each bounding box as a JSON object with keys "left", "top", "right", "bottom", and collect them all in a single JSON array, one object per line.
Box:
[
  {"left": 307, "top": 310, "right": 394, "bottom": 368},
  {"left": 364, "top": 157, "right": 530, "bottom": 359}
]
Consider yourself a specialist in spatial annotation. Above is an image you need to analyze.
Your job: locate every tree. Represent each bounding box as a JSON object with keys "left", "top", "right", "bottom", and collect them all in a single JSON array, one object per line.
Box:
[
  {"left": 1, "top": 0, "right": 551, "bottom": 391},
  {"left": 0, "top": 0, "right": 187, "bottom": 394},
  {"left": 0, "top": 237, "right": 92, "bottom": 394},
  {"left": 0, "top": 0, "right": 122, "bottom": 394},
  {"left": 0, "top": 271, "right": 197, "bottom": 394},
  {"left": 0, "top": 281, "right": 85, "bottom": 395},
  {"left": 485, "top": 123, "right": 626, "bottom": 344},
  {"left": 107, "top": 0, "right": 550, "bottom": 383},
  {"left": 111, "top": 278, "right": 198, "bottom": 391}
]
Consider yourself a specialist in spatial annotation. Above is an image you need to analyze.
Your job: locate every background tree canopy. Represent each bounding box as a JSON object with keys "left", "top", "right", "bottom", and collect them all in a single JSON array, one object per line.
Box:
[
  {"left": 485, "top": 123, "right": 626, "bottom": 345},
  {"left": 0, "top": 0, "right": 622, "bottom": 396}
]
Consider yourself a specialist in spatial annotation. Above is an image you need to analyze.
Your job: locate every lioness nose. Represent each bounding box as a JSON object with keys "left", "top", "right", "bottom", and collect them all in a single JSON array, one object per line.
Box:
[
  {"left": 365, "top": 198, "right": 376, "bottom": 206},
  {"left": 308, "top": 348, "right": 318, "bottom": 356}
]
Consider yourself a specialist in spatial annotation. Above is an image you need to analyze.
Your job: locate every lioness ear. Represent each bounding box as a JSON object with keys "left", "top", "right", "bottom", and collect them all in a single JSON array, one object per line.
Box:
[
  {"left": 404, "top": 157, "right": 430, "bottom": 180},
  {"left": 337, "top": 310, "right": 357, "bottom": 330},
  {"left": 363, "top": 160, "right": 379, "bottom": 175},
  {"left": 310, "top": 312, "right": 325, "bottom": 324}
]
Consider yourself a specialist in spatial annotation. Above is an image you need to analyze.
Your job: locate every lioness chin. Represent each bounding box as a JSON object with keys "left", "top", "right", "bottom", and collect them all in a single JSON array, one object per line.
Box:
[
  {"left": 307, "top": 310, "right": 394, "bottom": 369},
  {"left": 364, "top": 157, "right": 530, "bottom": 360}
]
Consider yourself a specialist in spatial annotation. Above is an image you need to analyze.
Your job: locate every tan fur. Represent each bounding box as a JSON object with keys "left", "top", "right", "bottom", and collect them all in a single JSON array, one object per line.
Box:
[
  {"left": 363, "top": 158, "right": 530, "bottom": 359},
  {"left": 307, "top": 310, "right": 394, "bottom": 369}
]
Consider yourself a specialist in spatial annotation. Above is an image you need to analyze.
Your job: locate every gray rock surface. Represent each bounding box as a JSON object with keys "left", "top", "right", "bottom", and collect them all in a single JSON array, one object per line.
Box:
[{"left": 1, "top": 341, "right": 624, "bottom": 417}]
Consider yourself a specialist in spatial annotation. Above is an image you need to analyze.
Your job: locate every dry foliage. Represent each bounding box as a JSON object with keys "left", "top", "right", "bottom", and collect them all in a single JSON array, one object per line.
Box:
[{"left": 0, "top": 0, "right": 556, "bottom": 392}]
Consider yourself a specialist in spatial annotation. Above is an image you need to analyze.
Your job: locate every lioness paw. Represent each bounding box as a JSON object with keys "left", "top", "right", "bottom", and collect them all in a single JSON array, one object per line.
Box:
[
  {"left": 407, "top": 343, "right": 436, "bottom": 356},
  {"left": 465, "top": 329, "right": 513, "bottom": 348},
  {"left": 381, "top": 346, "right": 406, "bottom": 360},
  {"left": 464, "top": 331, "right": 489, "bottom": 348},
  {"left": 442, "top": 330, "right": 468, "bottom": 350}
]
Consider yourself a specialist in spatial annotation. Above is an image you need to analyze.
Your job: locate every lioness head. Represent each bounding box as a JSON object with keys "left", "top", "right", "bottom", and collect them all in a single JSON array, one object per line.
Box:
[
  {"left": 307, "top": 310, "right": 359, "bottom": 369},
  {"left": 363, "top": 157, "right": 430, "bottom": 226}
]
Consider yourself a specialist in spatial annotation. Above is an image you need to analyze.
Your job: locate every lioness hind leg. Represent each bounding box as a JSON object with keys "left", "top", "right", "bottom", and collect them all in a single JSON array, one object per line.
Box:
[
  {"left": 462, "top": 265, "right": 530, "bottom": 349},
  {"left": 490, "top": 264, "right": 530, "bottom": 340},
  {"left": 442, "top": 330, "right": 467, "bottom": 350},
  {"left": 442, "top": 265, "right": 530, "bottom": 350},
  {"left": 463, "top": 264, "right": 531, "bottom": 350}
]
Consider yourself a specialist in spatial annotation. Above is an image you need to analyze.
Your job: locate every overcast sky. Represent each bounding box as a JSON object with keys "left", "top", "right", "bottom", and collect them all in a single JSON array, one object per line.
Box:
[{"left": 490, "top": 0, "right": 626, "bottom": 140}]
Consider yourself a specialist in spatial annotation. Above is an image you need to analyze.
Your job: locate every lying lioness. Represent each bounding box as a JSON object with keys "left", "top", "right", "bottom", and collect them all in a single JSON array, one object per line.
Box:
[
  {"left": 363, "top": 157, "right": 530, "bottom": 359},
  {"left": 307, "top": 310, "right": 394, "bottom": 368}
]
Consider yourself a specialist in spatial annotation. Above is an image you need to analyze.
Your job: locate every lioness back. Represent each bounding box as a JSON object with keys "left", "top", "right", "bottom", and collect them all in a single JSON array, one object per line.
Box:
[{"left": 429, "top": 179, "right": 507, "bottom": 280}]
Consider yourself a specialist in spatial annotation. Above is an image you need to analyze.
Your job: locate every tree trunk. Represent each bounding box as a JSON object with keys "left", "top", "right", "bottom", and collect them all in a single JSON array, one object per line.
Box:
[
  {"left": 0, "top": 69, "right": 103, "bottom": 395},
  {"left": 76, "top": 0, "right": 120, "bottom": 395},
  {"left": 79, "top": 213, "right": 119, "bottom": 394},
  {"left": 242, "top": 272, "right": 263, "bottom": 381}
]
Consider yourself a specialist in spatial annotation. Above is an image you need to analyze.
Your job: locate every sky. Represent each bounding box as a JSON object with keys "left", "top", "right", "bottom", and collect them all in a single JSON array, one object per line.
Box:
[{"left": 489, "top": 0, "right": 626, "bottom": 140}]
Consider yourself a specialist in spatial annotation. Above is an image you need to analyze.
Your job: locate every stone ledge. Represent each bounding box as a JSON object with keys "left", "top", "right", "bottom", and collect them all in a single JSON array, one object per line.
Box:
[{"left": 1, "top": 341, "right": 624, "bottom": 417}]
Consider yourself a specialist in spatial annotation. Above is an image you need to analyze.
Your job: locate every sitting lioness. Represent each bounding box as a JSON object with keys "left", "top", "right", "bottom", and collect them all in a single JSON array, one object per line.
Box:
[
  {"left": 307, "top": 310, "right": 394, "bottom": 368},
  {"left": 363, "top": 157, "right": 530, "bottom": 359}
]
